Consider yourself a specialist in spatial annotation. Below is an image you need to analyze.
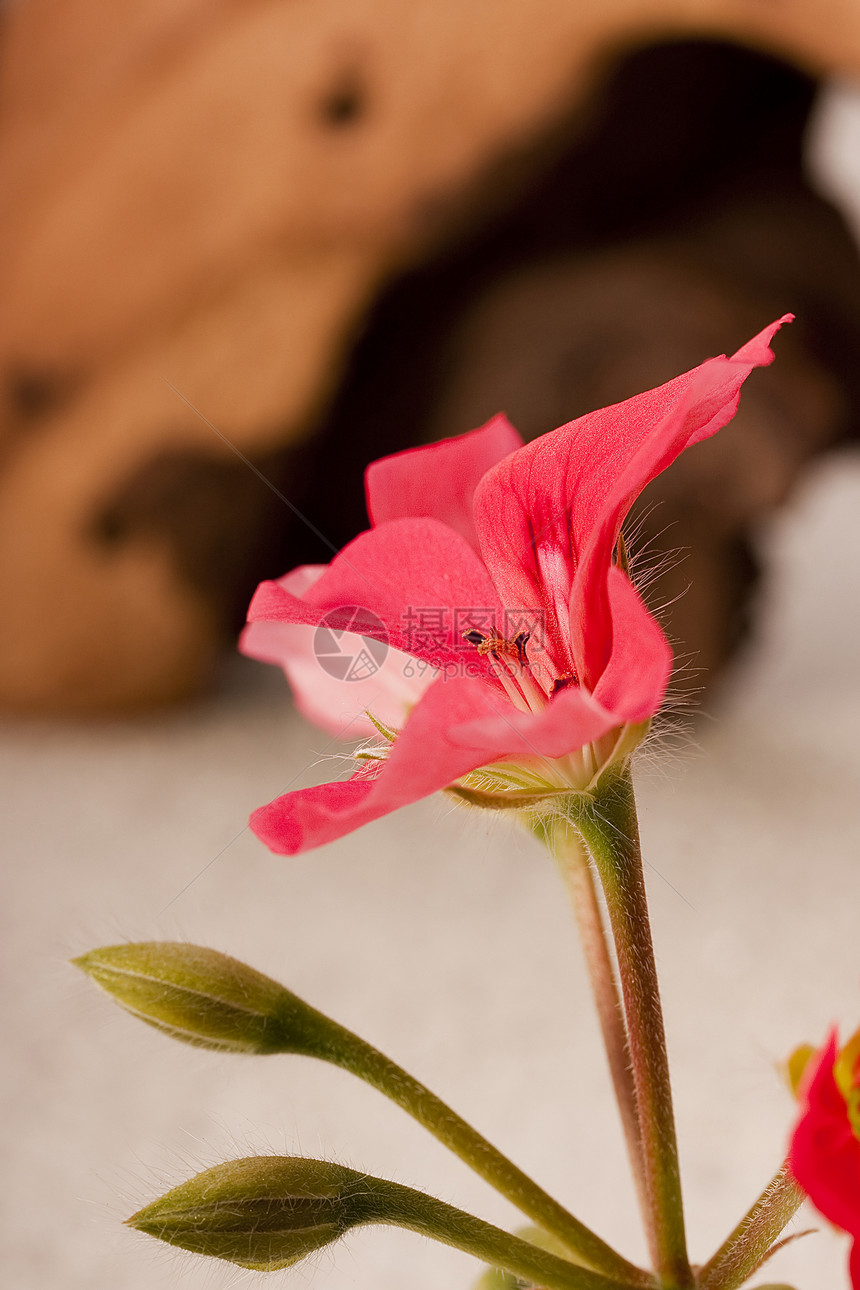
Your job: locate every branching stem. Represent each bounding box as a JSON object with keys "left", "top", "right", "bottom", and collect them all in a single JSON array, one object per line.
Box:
[{"left": 306, "top": 1010, "right": 655, "bottom": 1287}]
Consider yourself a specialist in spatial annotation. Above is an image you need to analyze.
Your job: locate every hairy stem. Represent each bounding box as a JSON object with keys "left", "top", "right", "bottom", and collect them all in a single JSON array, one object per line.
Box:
[
  {"left": 568, "top": 768, "right": 693, "bottom": 1288},
  {"left": 697, "top": 1164, "right": 805, "bottom": 1290},
  {"left": 359, "top": 1174, "right": 652, "bottom": 1290},
  {"left": 305, "top": 1011, "right": 654, "bottom": 1287},
  {"left": 544, "top": 818, "right": 655, "bottom": 1268}
]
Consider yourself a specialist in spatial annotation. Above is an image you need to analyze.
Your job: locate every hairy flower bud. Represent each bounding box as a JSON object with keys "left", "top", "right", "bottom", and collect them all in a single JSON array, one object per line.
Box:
[
  {"left": 129, "top": 1158, "right": 636, "bottom": 1289},
  {"left": 128, "top": 1158, "right": 368, "bottom": 1270},
  {"left": 73, "top": 942, "right": 304, "bottom": 1054}
]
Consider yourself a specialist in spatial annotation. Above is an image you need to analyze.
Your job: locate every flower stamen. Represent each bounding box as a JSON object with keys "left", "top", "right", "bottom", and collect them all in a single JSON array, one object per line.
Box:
[{"left": 463, "top": 630, "right": 549, "bottom": 713}]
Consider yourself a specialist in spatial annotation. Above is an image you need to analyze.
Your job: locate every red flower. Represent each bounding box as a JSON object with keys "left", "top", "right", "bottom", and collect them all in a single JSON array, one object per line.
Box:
[
  {"left": 790, "top": 1028, "right": 860, "bottom": 1286},
  {"left": 241, "top": 317, "right": 790, "bottom": 855}
]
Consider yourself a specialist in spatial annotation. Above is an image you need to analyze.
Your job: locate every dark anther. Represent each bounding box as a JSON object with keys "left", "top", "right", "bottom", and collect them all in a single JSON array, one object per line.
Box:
[
  {"left": 463, "top": 630, "right": 486, "bottom": 647},
  {"left": 512, "top": 632, "right": 531, "bottom": 666},
  {"left": 550, "top": 673, "right": 578, "bottom": 696}
]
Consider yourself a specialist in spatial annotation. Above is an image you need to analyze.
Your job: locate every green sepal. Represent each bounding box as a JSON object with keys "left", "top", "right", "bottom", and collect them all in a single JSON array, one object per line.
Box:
[
  {"left": 448, "top": 784, "right": 575, "bottom": 810},
  {"left": 364, "top": 710, "right": 397, "bottom": 741}
]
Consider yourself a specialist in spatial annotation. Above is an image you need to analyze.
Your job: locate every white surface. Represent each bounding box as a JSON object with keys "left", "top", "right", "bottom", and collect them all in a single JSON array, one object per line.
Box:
[{"left": 3, "top": 449, "right": 860, "bottom": 1290}]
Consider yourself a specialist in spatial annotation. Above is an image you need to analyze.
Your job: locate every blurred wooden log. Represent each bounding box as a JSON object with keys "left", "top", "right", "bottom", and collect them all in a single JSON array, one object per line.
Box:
[{"left": 2, "top": 0, "right": 860, "bottom": 710}]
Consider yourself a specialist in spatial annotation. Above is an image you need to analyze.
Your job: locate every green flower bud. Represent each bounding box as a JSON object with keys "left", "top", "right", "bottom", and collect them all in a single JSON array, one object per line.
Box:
[
  {"left": 130, "top": 1159, "right": 634, "bottom": 1290},
  {"left": 73, "top": 942, "right": 303, "bottom": 1054},
  {"left": 76, "top": 945, "right": 646, "bottom": 1286},
  {"left": 128, "top": 1158, "right": 368, "bottom": 1271}
]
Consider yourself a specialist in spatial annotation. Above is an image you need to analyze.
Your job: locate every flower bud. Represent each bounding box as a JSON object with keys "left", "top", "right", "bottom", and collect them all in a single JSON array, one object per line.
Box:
[
  {"left": 131, "top": 1158, "right": 632, "bottom": 1289},
  {"left": 128, "top": 1157, "right": 368, "bottom": 1270},
  {"left": 73, "top": 942, "right": 304, "bottom": 1054}
]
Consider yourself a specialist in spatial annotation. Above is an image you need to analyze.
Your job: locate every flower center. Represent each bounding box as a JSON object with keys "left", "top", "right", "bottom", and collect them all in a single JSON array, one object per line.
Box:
[{"left": 463, "top": 629, "right": 577, "bottom": 715}]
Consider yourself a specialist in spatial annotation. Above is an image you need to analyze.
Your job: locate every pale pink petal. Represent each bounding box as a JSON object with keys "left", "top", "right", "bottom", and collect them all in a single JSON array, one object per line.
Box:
[
  {"left": 590, "top": 567, "right": 672, "bottom": 723},
  {"left": 242, "top": 621, "right": 435, "bottom": 737},
  {"left": 365, "top": 415, "right": 523, "bottom": 552},
  {"left": 240, "top": 566, "right": 435, "bottom": 735},
  {"left": 247, "top": 517, "right": 503, "bottom": 674}
]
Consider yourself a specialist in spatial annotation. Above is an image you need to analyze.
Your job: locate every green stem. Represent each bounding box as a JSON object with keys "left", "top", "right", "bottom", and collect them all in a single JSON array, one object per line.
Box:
[
  {"left": 568, "top": 768, "right": 693, "bottom": 1289},
  {"left": 544, "top": 819, "right": 655, "bottom": 1268},
  {"left": 295, "top": 1006, "right": 654, "bottom": 1287},
  {"left": 697, "top": 1165, "right": 804, "bottom": 1290},
  {"left": 357, "top": 1174, "right": 651, "bottom": 1290}
]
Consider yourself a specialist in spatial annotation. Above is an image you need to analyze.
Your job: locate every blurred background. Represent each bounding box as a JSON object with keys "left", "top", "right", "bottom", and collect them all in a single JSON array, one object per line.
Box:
[{"left": 3, "top": 3, "right": 860, "bottom": 1288}]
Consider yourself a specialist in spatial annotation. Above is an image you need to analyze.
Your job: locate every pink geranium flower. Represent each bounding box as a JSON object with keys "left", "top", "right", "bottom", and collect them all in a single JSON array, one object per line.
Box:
[
  {"left": 241, "top": 317, "right": 790, "bottom": 855},
  {"left": 790, "top": 1028, "right": 860, "bottom": 1287}
]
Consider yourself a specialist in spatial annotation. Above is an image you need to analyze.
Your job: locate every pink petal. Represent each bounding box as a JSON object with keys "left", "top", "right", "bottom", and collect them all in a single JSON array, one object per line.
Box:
[
  {"left": 247, "top": 517, "right": 503, "bottom": 674},
  {"left": 240, "top": 566, "right": 436, "bottom": 736},
  {"left": 365, "top": 415, "right": 523, "bottom": 552},
  {"left": 790, "top": 1032, "right": 860, "bottom": 1240},
  {"left": 473, "top": 316, "right": 791, "bottom": 690},
  {"left": 250, "top": 658, "right": 639, "bottom": 855},
  {"left": 250, "top": 676, "right": 514, "bottom": 854},
  {"left": 447, "top": 676, "right": 618, "bottom": 761},
  {"left": 590, "top": 567, "right": 672, "bottom": 723},
  {"left": 572, "top": 315, "right": 791, "bottom": 687},
  {"left": 251, "top": 779, "right": 378, "bottom": 855}
]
